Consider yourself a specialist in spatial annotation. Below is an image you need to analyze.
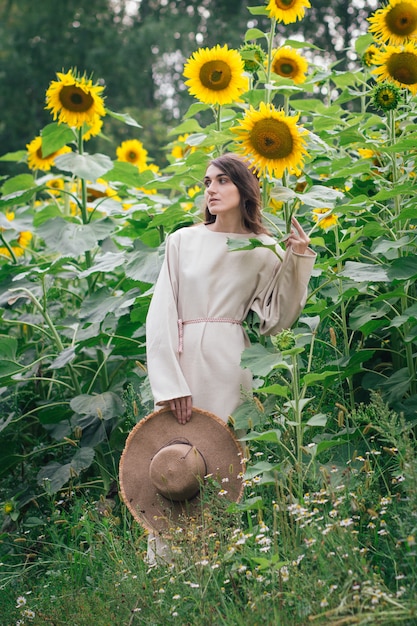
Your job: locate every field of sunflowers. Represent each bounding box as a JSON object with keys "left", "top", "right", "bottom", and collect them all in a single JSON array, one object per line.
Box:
[{"left": 1, "top": 0, "right": 417, "bottom": 624}]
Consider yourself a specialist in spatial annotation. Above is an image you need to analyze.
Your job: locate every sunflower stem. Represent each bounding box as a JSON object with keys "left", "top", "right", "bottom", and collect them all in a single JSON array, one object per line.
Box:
[
  {"left": 9, "top": 286, "right": 82, "bottom": 396},
  {"left": 265, "top": 18, "right": 276, "bottom": 105},
  {"left": 260, "top": 26, "right": 275, "bottom": 218},
  {"left": 334, "top": 225, "right": 355, "bottom": 413},
  {"left": 215, "top": 104, "right": 221, "bottom": 132},
  {"left": 77, "top": 127, "right": 94, "bottom": 291},
  {"left": 0, "top": 232, "right": 18, "bottom": 263},
  {"left": 387, "top": 109, "right": 416, "bottom": 394}
]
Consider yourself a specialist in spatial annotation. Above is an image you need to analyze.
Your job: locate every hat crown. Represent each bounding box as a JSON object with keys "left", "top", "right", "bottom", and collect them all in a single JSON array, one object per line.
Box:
[{"left": 149, "top": 442, "right": 207, "bottom": 502}]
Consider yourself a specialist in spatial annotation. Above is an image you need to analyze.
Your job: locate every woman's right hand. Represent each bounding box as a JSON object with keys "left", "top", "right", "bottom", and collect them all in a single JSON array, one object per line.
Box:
[{"left": 169, "top": 395, "right": 193, "bottom": 424}]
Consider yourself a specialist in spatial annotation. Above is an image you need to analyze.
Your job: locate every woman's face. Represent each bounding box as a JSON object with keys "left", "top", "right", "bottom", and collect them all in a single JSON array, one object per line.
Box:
[{"left": 203, "top": 164, "right": 242, "bottom": 219}]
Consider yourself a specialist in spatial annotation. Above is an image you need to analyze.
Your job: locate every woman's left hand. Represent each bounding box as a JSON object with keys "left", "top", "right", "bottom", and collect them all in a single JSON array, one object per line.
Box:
[{"left": 284, "top": 216, "right": 311, "bottom": 255}]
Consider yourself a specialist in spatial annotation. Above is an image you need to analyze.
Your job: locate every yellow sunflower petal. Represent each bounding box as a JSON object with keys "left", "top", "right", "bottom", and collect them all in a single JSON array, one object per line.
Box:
[
  {"left": 266, "top": 0, "right": 311, "bottom": 24},
  {"left": 183, "top": 44, "right": 248, "bottom": 105},
  {"left": 372, "top": 41, "right": 417, "bottom": 95},
  {"left": 83, "top": 115, "right": 104, "bottom": 141},
  {"left": 312, "top": 208, "right": 338, "bottom": 229},
  {"left": 270, "top": 47, "right": 309, "bottom": 84},
  {"left": 368, "top": 0, "right": 417, "bottom": 45},
  {"left": 45, "top": 69, "right": 106, "bottom": 129},
  {"left": 232, "top": 102, "right": 309, "bottom": 179},
  {"left": 26, "top": 136, "right": 71, "bottom": 172}
]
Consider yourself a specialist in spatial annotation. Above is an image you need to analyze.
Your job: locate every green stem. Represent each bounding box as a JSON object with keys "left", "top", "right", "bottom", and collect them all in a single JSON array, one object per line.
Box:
[
  {"left": 264, "top": 18, "right": 276, "bottom": 105},
  {"left": 291, "top": 353, "right": 303, "bottom": 499},
  {"left": 332, "top": 228, "right": 355, "bottom": 414},
  {"left": 77, "top": 127, "right": 94, "bottom": 292},
  {"left": 301, "top": 328, "right": 317, "bottom": 400},
  {"left": 215, "top": 104, "right": 221, "bottom": 132},
  {"left": 8, "top": 286, "right": 82, "bottom": 396},
  {"left": 387, "top": 113, "right": 416, "bottom": 391},
  {"left": 388, "top": 109, "right": 401, "bottom": 221},
  {"left": 0, "top": 232, "right": 18, "bottom": 263}
]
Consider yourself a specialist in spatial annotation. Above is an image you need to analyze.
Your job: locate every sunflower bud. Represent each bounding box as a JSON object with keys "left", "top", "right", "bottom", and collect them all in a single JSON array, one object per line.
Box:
[
  {"left": 271, "top": 329, "right": 296, "bottom": 351},
  {"left": 3, "top": 500, "right": 14, "bottom": 515},
  {"left": 239, "top": 43, "right": 266, "bottom": 74},
  {"left": 372, "top": 82, "right": 402, "bottom": 112}
]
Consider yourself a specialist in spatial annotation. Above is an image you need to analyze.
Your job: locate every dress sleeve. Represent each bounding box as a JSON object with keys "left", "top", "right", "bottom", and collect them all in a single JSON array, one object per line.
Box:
[
  {"left": 251, "top": 243, "right": 316, "bottom": 336},
  {"left": 145, "top": 234, "right": 191, "bottom": 406}
]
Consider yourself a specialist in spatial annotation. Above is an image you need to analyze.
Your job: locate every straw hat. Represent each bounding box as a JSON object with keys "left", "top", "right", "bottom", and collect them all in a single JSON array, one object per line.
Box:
[{"left": 119, "top": 406, "right": 245, "bottom": 533}]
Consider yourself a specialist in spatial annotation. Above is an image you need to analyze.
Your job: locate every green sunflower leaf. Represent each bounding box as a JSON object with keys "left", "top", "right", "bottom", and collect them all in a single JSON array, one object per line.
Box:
[
  {"left": 1, "top": 174, "right": 35, "bottom": 195},
  {"left": 55, "top": 152, "right": 113, "bottom": 179},
  {"left": 247, "top": 6, "right": 268, "bottom": 15},
  {"left": 339, "top": 261, "right": 389, "bottom": 282},
  {"left": 240, "top": 343, "right": 290, "bottom": 377},
  {"left": 36, "top": 217, "right": 116, "bottom": 257},
  {"left": 41, "top": 123, "right": 75, "bottom": 156},
  {"left": 70, "top": 391, "right": 124, "bottom": 420},
  {"left": 105, "top": 109, "right": 142, "bottom": 128},
  {"left": 0, "top": 150, "right": 27, "bottom": 162},
  {"left": 283, "top": 39, "right": 322, "bottom": 51},
  {"left": 387, "top": 256, "right": 417, "bottom": 280},
  {"left": 244, "top": 28, "right": 266, "bottom": 41},
  {"left": 37, "top": 447, "right": 95, "bottom": 493},
  {"left": 101, "top": 160, "right": 151, "bottom": 187}
]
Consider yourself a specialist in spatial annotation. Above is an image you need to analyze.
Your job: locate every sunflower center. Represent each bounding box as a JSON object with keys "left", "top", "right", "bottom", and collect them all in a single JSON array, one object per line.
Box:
[
  {"left": 274, "top": 0, "right": 296, "bottom": 8},
  {"left": 250, "top": 118, "right": 294, "bottom": 159},
  {"left": 199, "top": 60, "right": 232, "bottom": 91},
  {"left": 386, "top": 2, "right": 417, "bottom": 36},
  {"left": 59, "top": 85, "right": 94, "bottom": 112},
  {"left": 128, "top": 151, "right": 139, "bottom": 162},
  {"left": 381, "top": 90, "right": 394, "bottom": 103},
  {"left": 276, "top": 60, "right": 296, "bottom": 77},
  {"left": 388, "top": 51, "right": 417, "bottom": 84}
]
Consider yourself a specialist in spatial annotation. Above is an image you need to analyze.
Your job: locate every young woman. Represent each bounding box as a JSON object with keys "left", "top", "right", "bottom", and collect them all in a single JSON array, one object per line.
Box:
[{"left": 146, "top": 153, "right": 316, "bottom": 425}]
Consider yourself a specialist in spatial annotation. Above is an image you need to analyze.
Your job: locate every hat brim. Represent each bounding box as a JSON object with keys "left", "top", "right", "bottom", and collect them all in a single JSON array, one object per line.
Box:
[{"left": 119, "top": 406, "right": 245, "bottom": 533}]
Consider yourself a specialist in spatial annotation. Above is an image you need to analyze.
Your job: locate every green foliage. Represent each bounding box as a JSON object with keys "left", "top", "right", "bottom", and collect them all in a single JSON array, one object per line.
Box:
[
  {"left": 0, "top": 0, "right": 417, "bottom": 620},
  {"left": 1, "top": 397, "right": 417, "bottom": 624}
]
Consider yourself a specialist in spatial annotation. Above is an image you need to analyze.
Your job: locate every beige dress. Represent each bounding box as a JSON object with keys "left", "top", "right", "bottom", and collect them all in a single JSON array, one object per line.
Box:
[{"left": 146, "top": 224, "right": 316, "bottom": 422}]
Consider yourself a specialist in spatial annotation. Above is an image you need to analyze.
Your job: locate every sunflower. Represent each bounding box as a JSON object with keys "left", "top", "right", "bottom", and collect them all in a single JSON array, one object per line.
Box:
[
  {"left": 26, "top": 136, "right": 71, "bottom": 172},
  {"left": 187, "top": 185, "right": 201, "bottom": 198},
  {"left": 86, "top": 178, "right": 120, "bottom": 203},
  {"left": 265, "top": 0, "right": 311, "bottom": 24},
  {"left": 46, "top": 178, "right": 65, "bottom": 195},
  {"left": 362, "top": 43, "right": 381, "bottom": 67},
  {"left": 372, "top": 82, "right": 403, "bottom": 110},
  {"left": 116, "top": 139, "right": 148, "bottom": 169},
  {"left": 183, "top": 44, "right": 248, "bottom": 105},
  {"left": 18, "top": 231, "right": 33, "bottom": 248},
  {"left": 312, "top": 208, "right": 338, "bottom": 229},
  {"left": 45, "top": 69, "right": 106, "bottom": 129},
  {"left": 171, "top": 134, "right": 197, "bottom": 160},
  {"left": 239, "top": 43, "right": 267, "bottom": 74},
  {"left": 357, "top": 148, "right": 377, "bottom": 159},
  {"left": 270, "top": 47, "right": 308, "bottom": 84},
  {"left": 83, "top": 115, "right": 103, "bottom": 141},
  {"left": 0, "top": 230, "right": 32, "bottom": 259},
  {"left": 232, "top": 102, "right": 309, "bottom": 178},
  {"left": 372, "top": 42, "right": 417, "bottom": 94},
  {"left": 368, "top": 0, "right": 417, "bottom": 45}
]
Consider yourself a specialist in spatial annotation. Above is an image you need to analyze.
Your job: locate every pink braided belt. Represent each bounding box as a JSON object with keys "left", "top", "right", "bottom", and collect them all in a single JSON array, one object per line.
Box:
[{"left": 177, "top": 317, "right": 243, "bottom": 353}]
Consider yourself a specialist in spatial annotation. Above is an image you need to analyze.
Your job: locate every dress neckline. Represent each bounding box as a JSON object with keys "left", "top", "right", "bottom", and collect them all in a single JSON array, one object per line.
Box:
[{"left": 202, "top": 224, "right": 254, "bottom": 237}]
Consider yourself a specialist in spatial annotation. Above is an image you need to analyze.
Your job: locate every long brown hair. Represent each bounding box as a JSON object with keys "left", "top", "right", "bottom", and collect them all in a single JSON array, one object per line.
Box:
[{"left": 204, "top": 153, "right": 269, "bottom": 235}]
